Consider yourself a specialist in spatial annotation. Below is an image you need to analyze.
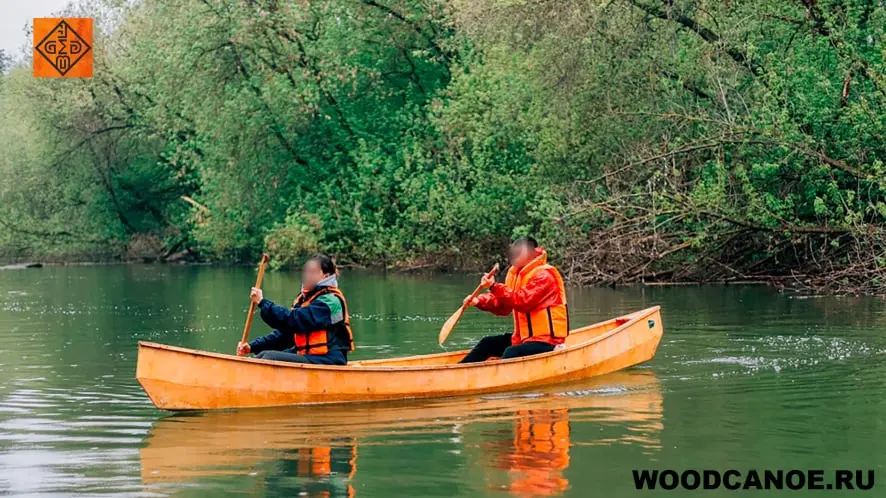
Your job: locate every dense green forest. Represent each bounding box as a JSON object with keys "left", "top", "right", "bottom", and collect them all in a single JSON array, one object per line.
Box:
[{"left": 0, "top": 0, "right": 884, "bottom": 293}]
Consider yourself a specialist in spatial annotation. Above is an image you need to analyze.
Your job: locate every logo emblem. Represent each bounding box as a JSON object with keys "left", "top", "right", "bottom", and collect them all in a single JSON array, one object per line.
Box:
[{"left": 33, "top": 18, "right": 93, "bottom": 78}]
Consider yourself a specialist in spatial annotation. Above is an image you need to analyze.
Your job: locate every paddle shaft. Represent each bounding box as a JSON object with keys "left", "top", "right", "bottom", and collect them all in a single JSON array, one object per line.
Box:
[
  {"left": 240, "top": 253, "right": 270, "bottom": 345},
  {"left": 438, "top": 264, "right": 500, "bottom": 345}
]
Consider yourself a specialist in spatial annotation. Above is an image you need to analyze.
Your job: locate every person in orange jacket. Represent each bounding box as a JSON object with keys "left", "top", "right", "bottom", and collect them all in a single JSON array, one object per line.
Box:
[{"left": 459, "top": 237, "right": 569, "bottom": 363}]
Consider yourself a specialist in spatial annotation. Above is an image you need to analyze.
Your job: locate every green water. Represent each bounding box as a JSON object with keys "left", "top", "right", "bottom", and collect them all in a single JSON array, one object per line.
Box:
[{"left": 1, "top": 265, "right": 885, "bottom": 497}]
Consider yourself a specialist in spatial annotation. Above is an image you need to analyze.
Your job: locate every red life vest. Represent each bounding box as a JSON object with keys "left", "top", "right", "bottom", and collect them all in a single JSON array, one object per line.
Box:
[{"left": 292, "top": 287, "right": 354, "bottom": 355}]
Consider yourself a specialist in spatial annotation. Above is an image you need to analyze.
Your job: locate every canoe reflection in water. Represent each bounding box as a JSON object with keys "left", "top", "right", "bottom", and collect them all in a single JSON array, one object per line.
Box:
[
  {"left": 140, "top": 370, "right": 661, "bottom": 496},
  {"left": 142, "top": 432, "right": 358, "bottom": 497},
  {"left": 271, "top": 443, "right": 357, "bottom": 498}
]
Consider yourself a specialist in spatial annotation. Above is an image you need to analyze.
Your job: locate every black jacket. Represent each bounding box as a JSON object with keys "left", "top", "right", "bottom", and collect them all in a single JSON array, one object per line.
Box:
[{"left": 249, "top": 281, "right": 350, "bottom": 355}]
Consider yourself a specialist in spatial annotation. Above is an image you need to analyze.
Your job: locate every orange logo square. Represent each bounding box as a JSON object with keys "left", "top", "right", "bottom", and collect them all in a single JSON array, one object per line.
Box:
[{"left": 33, "top": 18, "right": 93, "bottom": 78}]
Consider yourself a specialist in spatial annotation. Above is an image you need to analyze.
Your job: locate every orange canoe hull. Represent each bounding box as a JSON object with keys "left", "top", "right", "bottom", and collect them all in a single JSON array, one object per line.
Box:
[{"left": 136, "top": 306, "right": 664, "bottom": 410}]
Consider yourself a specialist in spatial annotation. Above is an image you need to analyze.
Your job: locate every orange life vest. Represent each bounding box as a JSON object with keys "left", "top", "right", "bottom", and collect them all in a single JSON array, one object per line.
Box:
[
  {"left": 504, "top": 252, "right": 569, "bottom": 342},
  {"left": 293, "top": 287, "right": 354, "bottom": 355}
]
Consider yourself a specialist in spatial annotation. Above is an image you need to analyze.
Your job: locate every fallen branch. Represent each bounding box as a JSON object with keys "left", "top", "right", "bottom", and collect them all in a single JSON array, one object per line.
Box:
[{"left": 181, "top": 195, "right": 210, "bottom": 213}]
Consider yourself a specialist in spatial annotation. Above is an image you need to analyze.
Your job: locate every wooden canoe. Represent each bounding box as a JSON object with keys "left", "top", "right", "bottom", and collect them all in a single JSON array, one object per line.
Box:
[{"left": 136, "top": 306, "right": 663, "bottom": 411}]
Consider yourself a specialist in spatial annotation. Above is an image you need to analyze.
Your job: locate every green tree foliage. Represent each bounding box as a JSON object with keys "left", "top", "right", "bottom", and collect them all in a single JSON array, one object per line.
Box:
[
  {"left": 0, "top": 0, "right": 884, "bottom": 293},
  {"left": 450, "top": 0, "right": 886, "bottom": 293}
]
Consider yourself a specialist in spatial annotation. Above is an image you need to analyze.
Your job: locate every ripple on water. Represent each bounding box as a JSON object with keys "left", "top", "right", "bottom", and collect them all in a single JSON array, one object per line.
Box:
[
  {"left": 0, "top": 383, "right": 157, "bottom": 496},
  {"left": 0, "top": 448, "right": 155, "bottom": 497},
  {"left": 351, "top": 313, "right": 443, "bottom": 322},
  {"left": 669, "top": 331, "right": 883, "bottom": 380}
]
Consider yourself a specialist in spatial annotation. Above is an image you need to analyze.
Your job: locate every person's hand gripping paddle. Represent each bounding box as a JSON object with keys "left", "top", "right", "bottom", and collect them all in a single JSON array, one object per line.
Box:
[{"left": 438, "top": 264, "right": 499, "bottom": 346}]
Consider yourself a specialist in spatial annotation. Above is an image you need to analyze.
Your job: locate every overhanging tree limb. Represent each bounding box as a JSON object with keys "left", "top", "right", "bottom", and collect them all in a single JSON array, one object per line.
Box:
[
  {"left": 358, "top": 0, "right": 453, "bottom": 76},
  {"left": 627, "top": 0, "right": 761, "bottom": 73},
  {"left": 0, "top": 216, "right": 102, "bottom": 242}
]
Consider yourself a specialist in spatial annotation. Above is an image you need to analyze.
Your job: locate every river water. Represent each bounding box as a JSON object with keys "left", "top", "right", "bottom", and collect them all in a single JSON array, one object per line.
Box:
[{"left": 0, "top": 265, "right": 884, "bottom": 497}]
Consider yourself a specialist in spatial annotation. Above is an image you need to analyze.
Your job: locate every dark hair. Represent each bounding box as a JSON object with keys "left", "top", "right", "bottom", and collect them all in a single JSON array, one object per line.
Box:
[
  {"left": 309, "top": 254, "right": 337, "bottom": 275},
  {"left": 512, "top": 236, "right": 538, "bottom": 249}
]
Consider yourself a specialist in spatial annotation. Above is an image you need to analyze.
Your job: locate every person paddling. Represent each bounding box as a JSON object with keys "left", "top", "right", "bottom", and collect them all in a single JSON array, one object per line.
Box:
[
  {"left": 459, "top": 237, "right": 569, "bottom": 363},
  {"left": 236, "top": 255, "right": 354, "bottom": 365}
]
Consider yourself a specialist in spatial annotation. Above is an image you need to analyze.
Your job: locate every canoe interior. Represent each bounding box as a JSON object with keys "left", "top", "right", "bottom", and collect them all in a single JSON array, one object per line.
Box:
[{"left": 348, "top": 314, "right": 629, "bottom": 367}]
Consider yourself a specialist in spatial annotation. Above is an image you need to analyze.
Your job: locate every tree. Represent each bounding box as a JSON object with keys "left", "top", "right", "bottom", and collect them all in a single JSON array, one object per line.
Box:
[
  {"left": 1, "top": 0, "right": 884, "bottom": 293},
  {"left": 0, "top": 49, "right": 10, "bottom": 74}
]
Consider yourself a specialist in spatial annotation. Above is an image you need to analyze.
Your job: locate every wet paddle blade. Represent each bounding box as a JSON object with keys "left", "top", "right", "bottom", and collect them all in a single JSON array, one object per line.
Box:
[{"left": 438, "top": 307, "right": 466, "bottom": 345}]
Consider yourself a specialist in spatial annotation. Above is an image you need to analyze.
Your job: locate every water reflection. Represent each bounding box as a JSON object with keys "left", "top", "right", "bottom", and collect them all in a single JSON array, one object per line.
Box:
[
  {"left": 474, "top": 370, "right": 662, "bottom": 497},
  {"left": 265, "top": 442, "right": 357, "bottom": 498},
  {"left": 482, "top": 409, "right": 571, "bottom": 497},
  {"left": 140, "top": 370, "right": 661, "bottom": 496}
]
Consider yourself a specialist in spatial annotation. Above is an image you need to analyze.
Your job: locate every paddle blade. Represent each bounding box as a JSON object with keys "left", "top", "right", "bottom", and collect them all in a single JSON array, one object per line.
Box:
[
  {"left": 438, "top": 263, "right": 499, "bottom": 345},
  {"left": 438, "top": 307, "right": 466, "bottom": 345}
]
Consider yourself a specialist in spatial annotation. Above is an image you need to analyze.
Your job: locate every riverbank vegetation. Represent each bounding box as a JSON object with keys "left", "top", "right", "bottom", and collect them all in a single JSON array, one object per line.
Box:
[{"left": 1, "top": 1, "right": 884, "bottom": 293}]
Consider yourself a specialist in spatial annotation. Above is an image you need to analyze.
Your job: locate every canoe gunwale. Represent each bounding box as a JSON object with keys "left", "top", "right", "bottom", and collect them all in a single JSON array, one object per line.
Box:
[{"left": 137, "top": 306, "right": 660, "bottom": 372}]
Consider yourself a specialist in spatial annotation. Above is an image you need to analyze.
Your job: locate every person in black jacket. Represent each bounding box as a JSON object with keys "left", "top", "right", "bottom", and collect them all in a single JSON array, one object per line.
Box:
[{"left": 236, "top": 255, "right": 354, "bottom": 365}]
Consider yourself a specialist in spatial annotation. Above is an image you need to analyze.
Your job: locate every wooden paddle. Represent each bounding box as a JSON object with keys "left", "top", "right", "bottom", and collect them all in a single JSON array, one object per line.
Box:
[
  {"left": 438, "top": 264, "right": 500, "bottom": 345},
  {"left": 240, "top": 253, "right": 270, "bottom": 347}
]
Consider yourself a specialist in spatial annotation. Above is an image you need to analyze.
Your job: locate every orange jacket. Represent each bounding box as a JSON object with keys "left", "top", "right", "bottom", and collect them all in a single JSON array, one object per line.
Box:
[{"left": 475, "top": 248, "right": 568, "bottom": 346}]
